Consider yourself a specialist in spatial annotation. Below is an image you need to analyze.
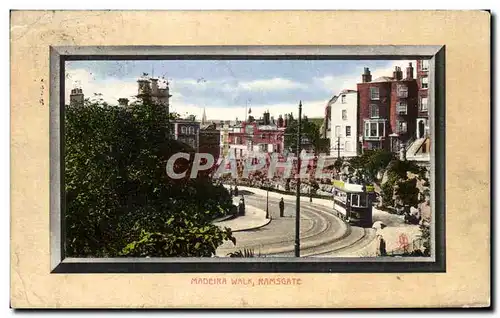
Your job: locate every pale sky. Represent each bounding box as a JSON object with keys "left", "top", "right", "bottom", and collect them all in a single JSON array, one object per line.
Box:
[{"left": 65, "top": 59, "right": 415, "bottom": 121}]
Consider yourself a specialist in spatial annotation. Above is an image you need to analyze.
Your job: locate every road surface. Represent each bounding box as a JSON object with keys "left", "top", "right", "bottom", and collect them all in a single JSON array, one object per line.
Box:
[{"left": 216, "top": 189, "right": 376, "bottom": 257}]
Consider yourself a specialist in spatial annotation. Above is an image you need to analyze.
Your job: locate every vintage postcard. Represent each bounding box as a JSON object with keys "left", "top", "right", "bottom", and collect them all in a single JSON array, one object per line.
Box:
[{"left": 10, "top": 11, "right": 490, "bottom": 308}]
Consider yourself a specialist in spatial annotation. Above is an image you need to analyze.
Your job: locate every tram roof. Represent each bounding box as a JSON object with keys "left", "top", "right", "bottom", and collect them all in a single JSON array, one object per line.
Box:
[{"left": 332, "top": 180, "right": 375, "bottom": 193}]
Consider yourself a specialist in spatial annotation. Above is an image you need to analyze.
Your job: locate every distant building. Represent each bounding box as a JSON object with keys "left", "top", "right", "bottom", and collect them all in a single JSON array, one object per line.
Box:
[
  {"left": 69, "top": 88, "right": 84, "bottom": 107},
  {"left": 199, "top": 122, "right": 221, "bottom": 163},
  {"left": 220, "top": 110, "right": 286, "bottom": 160},
  {"left": 136, "top": 75, "right": 172, "bottom": 114},
  {"left": 320, "top": 95, "right": 336, "bottom": 139},
  {"left": 170, "top": 119, "right": 200, "bottom": 151},
  {"left": 357, "top": 63, "right": 419, "bottom": 153},
  {"left": 329, "top": 89, "right": 358, "bottom": 157}
]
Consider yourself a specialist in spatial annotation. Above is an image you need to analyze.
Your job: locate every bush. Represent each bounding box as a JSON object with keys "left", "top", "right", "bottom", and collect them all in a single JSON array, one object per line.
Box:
[{"left": 64, "top": 100, "right": 235, "bottom": 257}]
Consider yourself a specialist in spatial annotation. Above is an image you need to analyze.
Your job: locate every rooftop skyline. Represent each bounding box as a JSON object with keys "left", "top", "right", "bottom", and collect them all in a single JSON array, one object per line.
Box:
[{"left": 66, "top": 59, "right": 415, "bottom": 120}]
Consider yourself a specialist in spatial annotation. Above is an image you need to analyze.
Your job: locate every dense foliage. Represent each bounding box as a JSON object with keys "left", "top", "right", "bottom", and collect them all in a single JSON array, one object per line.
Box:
[
  {"left": 284, "top": 114, "right": 327, "bottom": 154},
  {"left": 64, "top": 100, "right": 235, "bottom": 257}
]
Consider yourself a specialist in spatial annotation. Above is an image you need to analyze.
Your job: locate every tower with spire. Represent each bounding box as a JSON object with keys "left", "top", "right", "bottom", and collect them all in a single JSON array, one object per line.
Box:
[{"left": 201, "top": 107, "right": 207, "bottom": 125}]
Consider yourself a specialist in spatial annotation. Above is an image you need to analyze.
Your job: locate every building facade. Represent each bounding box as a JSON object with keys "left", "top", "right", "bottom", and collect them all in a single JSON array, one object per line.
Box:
[
  {"left": 357, "top": 63, "right": 419, "bottom": 153},
  {"left": 329, "top": 89, "right": 358, "bottom": 157},
  {"left": 69, "top": 88, "right": 84, "bottom": 106},
  {"left": 199, "top": 123, "right": 221, "bottom": 163},
  {"left": 416, "top": 59, "right": 430, "bottom": 139},
  {"left": 219, "top": 110, "right": 286, "bottom": 160},
  {"left": 170, "top": 120, "right": 200, "bottom": 151}
]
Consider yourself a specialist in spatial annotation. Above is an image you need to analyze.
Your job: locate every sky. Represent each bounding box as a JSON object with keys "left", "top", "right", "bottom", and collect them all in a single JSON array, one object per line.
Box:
[{"left": 65, "top": 59, "right": 415, "bottom": 121}]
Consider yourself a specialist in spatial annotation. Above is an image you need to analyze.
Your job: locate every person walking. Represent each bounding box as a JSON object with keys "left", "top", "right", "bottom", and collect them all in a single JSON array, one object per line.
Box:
[
  {"left": 238, "top": 195, "right": 245, "bottom": 216},
  {"left": 229, "top": 185, "right": 233, "bottom": 197},
  {"left": 279, "top": 197, "right": 285, "bottom": 217},
  {"left": 234, "top": 185, "right": 239, "bottom": 197}
]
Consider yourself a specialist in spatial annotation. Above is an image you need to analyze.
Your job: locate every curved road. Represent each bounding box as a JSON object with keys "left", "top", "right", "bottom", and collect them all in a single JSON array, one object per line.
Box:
[{"left": 216, "top": 190, "right": 376, "bottom": 257}]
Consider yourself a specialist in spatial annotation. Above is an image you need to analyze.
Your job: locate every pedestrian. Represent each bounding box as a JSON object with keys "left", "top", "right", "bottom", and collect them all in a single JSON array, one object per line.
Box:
[
  {"left": 238, "top": 195, "right": 245, "bottom": 216},
  {"left": 229, "top": 185, "right": 233, "bottom": 197},
  {"left": 279, "top": 197, "right": 285, "bottom": 217},
  {"left": 378, "top": 235, "right": 387, "bottom": 256},
  {"left": 234, "top": 185, "right": 239, "bottom": 197}
]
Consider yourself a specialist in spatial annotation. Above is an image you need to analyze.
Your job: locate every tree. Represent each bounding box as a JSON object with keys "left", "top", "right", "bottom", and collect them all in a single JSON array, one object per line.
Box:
[
  {"left": 284, "top": 114, "right": 322, "bottom": 154},
  {"left": 64, "top": 99, "right": 235, "bottom": 257}
]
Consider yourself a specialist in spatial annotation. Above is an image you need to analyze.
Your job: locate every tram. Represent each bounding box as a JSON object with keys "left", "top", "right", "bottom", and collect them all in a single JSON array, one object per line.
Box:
[{"left": 332, "top": 179, "right": 374, "bottom": 228}]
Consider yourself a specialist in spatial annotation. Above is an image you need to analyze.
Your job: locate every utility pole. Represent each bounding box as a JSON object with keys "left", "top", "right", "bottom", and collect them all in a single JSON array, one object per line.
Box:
[
  {"left": 337, "top": 136, "right": 341, "bottom": 159},
  {"left": 295, "top": 101, "right": 302, "bottom": 257},
  {"left": 266, "top": 181, "right": 270, "bottom": 219}
]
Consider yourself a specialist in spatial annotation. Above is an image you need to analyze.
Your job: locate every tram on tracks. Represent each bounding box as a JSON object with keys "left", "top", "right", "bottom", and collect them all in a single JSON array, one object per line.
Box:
[{"left": 332, "top": 179, "right": 375, "bottom": 228}]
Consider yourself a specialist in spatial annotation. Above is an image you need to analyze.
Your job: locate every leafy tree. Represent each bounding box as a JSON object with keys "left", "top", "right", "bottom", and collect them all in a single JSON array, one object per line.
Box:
[
  {"left": 64, "top": 99, "right": 235, "bottom": 257},
  {"left": 284, "top": 114, "right": 322, "bottom": 154}
]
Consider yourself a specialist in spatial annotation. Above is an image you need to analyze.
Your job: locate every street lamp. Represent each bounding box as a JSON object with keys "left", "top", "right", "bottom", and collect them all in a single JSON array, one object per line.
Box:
[
  {"left": 266, "top": 180, "right": 270, "bottom": 219},
  {"left": 295, "top": 101, "right": 302, "bottom": 258}
]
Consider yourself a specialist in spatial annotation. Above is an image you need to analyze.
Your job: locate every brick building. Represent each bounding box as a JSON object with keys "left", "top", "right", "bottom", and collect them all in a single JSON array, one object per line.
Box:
[
  {"left": 220, "top": 110, "right": 286, "bottom": 160},
  {"left": 357, "top": 63, "right": 419, "bottom": 153},
  {"left": 416, "top": 59, "right": 430, "bottom": 139}
]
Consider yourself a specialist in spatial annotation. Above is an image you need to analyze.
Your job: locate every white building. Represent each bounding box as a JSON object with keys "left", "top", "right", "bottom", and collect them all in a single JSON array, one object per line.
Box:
[{"left": 330, "top": 89, "right": 358, "bottom": 157}]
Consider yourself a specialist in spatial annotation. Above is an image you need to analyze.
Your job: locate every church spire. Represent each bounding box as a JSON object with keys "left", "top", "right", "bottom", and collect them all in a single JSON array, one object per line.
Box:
[{"left": 201, "top": 107, "right": 207, "bottom": 125}]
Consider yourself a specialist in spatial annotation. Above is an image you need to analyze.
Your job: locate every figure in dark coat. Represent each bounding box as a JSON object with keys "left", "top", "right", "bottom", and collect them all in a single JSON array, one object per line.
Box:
[
  {"left": 234, "top": 185, "right": 239, "bottom": 197},
  {"left": 279, "top": 198, "right": 285, "bottom": 217}
]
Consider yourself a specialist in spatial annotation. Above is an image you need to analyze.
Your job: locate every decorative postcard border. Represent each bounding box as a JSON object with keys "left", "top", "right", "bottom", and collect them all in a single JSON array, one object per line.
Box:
[{"left": 50, "top": 45, "right": 445, "bottom": 273}]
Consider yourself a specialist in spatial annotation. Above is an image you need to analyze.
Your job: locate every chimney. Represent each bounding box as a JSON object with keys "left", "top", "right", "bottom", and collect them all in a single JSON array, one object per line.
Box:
[
  {"left": 118, "top": 98, "right": 129, "bottom": 107},
  {"left": 263, "top": 111, "right": 270, "bottom": 125},
  {"left": 362, "top": 67, "right": 372, "bottom": 83},
  {"left": 277, "top": 114, "right": 284, "bottom": 128},
  {"left": 406, "top": 62, "right": 414, "bottom": 80},
  {"left": 70, "top": 88, "right": 84, "bottom": 106},
  {"left": 393, "top": 66, "right": 403, "bottom": 81}
]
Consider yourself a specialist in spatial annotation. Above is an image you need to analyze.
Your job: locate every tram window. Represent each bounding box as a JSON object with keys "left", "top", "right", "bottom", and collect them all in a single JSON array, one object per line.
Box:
[
  {"left": 351, "top": 194, "right": 359, "bottom": 206},
  {"left": 360, "top": 194, "right": 367, "bottom": 207}
]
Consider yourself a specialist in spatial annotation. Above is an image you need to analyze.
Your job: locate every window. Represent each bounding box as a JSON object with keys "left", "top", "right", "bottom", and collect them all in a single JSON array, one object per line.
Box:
[
  {"left": 188, "top": 126, "right": 195, "bottom": 134},
  {"left": 422, "top": 59, "right": 429, "bottom": 71},
  {"left": 397, "top": 84, "right": 408, "bottom": 98},
  {"left": 181, "top": 126, "right": 187, "bottom": 134},
  {"left": 342, "top": 109, "right": 347, "bottom": 120},
  {"left": 370, "top": 87, "right": 380, "bottom": 100},
  {"left": 421, "top": 77, "right": 428, "bottom": 89},
  {"left": 370, "top": 104, "right": 379, "bottom": 118},
  {"left": 397, "top": 120, "right": 408, "bottom": 134},
  {"left": 351, "top": 194, "right": 367, "bottom": 207},
  {"left": 345, "top": 141, "right": 351, "bottom": 152},
  {"left": 364, "top": 121, "right": 386, "bottom": 138},
  {"left": 345, "top": 126, "right": 351, "bottom": 137},
  {"left": 420, "top": 97, "right": 428, "bottom": 111},
  {"left": 370, "top": 122, "right": 377, "bottom": 136},
  {"left": 397, "top": 101, "right": 407, "bottom": 114},
  {"left": 335, "top": 125, "right": 341, "bottom": 137},
  {"left": 341, "top": 94, "right": 346, "bottom": 103}
]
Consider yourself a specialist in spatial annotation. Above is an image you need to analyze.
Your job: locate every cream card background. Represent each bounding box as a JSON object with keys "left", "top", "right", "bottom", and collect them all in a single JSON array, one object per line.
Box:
[{"left": 10, "top": 10, "right": 490, "bottom": 308}]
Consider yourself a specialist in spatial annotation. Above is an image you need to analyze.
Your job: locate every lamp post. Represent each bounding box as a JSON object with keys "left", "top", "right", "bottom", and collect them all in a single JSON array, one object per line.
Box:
[
  {"left": 266, "top": 181, "right": 270, "bottom": 219},
  {"left": 295, "top": 101, "right": 302, "bottom": 257}
]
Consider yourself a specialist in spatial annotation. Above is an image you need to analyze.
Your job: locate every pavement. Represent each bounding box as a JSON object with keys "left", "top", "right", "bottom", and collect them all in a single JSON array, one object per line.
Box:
[{"left": 213, "top": 199, "right": 270, "bottom": 232}]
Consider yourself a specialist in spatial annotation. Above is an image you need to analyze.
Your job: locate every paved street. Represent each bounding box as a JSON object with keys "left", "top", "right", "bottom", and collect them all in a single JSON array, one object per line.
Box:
[{"left": 216, "top": 188, "right": 376, "bottom": 257}]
